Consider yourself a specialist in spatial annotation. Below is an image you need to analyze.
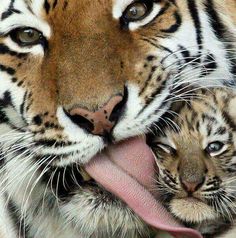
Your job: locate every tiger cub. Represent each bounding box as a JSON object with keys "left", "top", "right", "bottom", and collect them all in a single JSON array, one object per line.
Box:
[{"left": 147, "top": 88, "right": 236, "bottom": 238}]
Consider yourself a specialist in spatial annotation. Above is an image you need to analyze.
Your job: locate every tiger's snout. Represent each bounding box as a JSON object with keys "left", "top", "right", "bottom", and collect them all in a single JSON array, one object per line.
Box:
[{"left": 66, "top": 90, "right": 128, "bottom": 136}]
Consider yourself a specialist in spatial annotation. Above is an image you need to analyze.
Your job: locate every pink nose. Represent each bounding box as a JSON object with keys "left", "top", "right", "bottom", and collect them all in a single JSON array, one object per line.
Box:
[
  {"left": 68, "top": 95, "right": 125, "bottom": 136},
  {"left": 181, "top": 177, "right": 205, "bottom": 193}
]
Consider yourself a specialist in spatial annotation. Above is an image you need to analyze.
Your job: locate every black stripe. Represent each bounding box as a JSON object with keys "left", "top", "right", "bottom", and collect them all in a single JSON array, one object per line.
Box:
[
  {"left": 63, "top": 1, "right": 69, "bottom": 11},
  {"left": 20, "top": 91, "right": 28, "bottom": 115},
  {"left": 53, "top": 0, "right": 58, "bottom": 9},
  {"left": 214, "top": 127, "right": 227, "bottom": 136},
  {"left": 178, "top": 45, "right": 191, "bottom": 63},
  {"left": 205, "top": 0, "right": 225, "bottom": 40},
  {"left": 0, "top": 151, "right": 5, "bottom": 167},
  {"left": 161, "top": 11, "right": 182, "bottom": 33},
  {"left": 0, "top": 91, "right": 28, "bottom": 126},
  {"left": 0, "top": 44, "right": 27, "bottom": 58},
  {"left": 142, "top": 38, "right": 176, "bottom": 59},
  {"left": 44, "top": 0, "right": 51, "bottom": 14},
  {"left": 34, "top": 139, "right": 74, "bottom": 148},
  {"left": 147, "top": 2, "right": 171, "bottom": 27},
  {"left": 178, "top": 45, "right": 201, "bottom": 65},
  {"left": 201, "top": 53, "right": 217, "bottom": 76},
  {"left": 1, "top": 0, "right": 21, "bottom": 20},
  {"left": 223, "top": 111, "right": 236, "bottom": 131},
  {"left": 139, "top": 66, "right": 158, "bottom": 96},
  {"left": 205, "top": 0, "right": 236, "bottom": 77},
  {"left": 0, "top": 64, "right": 16, "bottom": 75},
  {"left": 187, "top": 0, "right": 203, "bottom": 50},
  {"left": 138, "top": 80, "right": 168, "bottom": 117},
  {"left": 0, "top": 91, "right": 13, "bottom": 107},
  {"left": 2, "top": 8, "right": 21, "bottom": 20}
]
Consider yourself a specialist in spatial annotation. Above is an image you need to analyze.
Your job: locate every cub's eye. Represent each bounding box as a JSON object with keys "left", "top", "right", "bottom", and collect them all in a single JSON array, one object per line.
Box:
[
  {"left": 205, "top": 141, "right": 226, "bottom": 156},
  {"left": 123, "top": 1, "right": 153, "bottom": 22},
  {"left": 9, "top": 28, "right": 45, "bottom": 47},
  {"left": 152, "top": 143, "right": 176, "bottom": 155}
]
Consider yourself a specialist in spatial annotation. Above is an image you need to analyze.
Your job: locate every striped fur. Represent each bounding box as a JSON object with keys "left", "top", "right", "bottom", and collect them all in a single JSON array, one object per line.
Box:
[
  {"left": 148, "top": 88, "right": 236, "bottom": 238},
  {"left": 0, "top": 0, "right": 235, "bottom": 237}
]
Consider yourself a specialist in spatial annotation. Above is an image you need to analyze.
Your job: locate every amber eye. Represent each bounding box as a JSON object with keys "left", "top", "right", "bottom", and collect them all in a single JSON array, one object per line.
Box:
[
  {"left": 205, "top": 141, "right": 225, "bottom": 156},
  {"left": 9, "top": 28, "right": 44, "bottom": 46},
  {"left": 123, "top": 1, "right": 152, "bottom": 22}
]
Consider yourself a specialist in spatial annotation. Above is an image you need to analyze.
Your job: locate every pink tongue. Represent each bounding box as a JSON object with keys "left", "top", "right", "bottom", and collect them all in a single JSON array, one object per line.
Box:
[{"left": 85, "top": 137, "right": 202, "bottom": 238}]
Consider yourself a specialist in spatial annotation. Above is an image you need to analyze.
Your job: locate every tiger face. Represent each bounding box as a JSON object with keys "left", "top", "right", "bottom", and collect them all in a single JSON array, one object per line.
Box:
[
  {"left": 148, "top": 89, "right": 236, "bottom": 237},
  {"left": 0, "top": 0, "right": 235, "bottom": 237},
  {"left": 0, "top": 0, "right": 179, "bottom": 164}
]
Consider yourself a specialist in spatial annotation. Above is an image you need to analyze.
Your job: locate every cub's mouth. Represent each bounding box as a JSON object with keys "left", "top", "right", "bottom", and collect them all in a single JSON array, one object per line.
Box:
[{"left": 169, "top": 197, "right": 217, "bottom": 224}]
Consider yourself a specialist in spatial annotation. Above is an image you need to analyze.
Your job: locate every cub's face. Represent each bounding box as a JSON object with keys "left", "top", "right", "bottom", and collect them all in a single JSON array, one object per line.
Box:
[{"left": 148, "top": 89, "right": 236, "bottom": 228}]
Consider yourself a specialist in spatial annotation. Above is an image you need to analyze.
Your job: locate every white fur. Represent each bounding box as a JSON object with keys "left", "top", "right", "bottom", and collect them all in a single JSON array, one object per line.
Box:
[
  {"left": 200, "top": 111, "right": 230, "bottom": 149},
  {"left": 158, "top": 7, "right": 232, "bottom": 88},
  {"left": 0, "top": 0, "right": 13, "bottom": 14},
  {"left": 4, "top": 37, "right": 46, "bottom": 56},
  {"left": 55, "top": 107, "right": 104, "bottom": 165},
  {"left": 113, "top": 83, "right": 171, "bottom": 141},
  {"left": 29, "top": 0, "right": 46, "bottom": 17},
  {"left": 0, "top": 71, "right": 26, "bottom": 116},
  {"left": 170, "top": 198, "right": 217, "bottom": 223},
  {"left": 0, "top": 196, "right": 17, "bottom": 238}
]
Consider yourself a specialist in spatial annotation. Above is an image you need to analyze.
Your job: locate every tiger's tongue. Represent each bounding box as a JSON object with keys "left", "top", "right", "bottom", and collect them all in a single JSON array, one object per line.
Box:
[{"left": 85, "top": 137, "right": 202, "bottom": 238}]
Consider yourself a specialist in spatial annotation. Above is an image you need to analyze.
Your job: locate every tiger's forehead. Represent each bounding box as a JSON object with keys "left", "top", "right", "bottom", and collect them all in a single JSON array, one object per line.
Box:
[
  {"left": 26, "top": 0, "right": 131, "bottom": 19},
  {"left": 39, "top": 1, "right": 118, "bottom": 36},
  {"left": 164, "top": 89, "right": 236, "bottom": 151}
]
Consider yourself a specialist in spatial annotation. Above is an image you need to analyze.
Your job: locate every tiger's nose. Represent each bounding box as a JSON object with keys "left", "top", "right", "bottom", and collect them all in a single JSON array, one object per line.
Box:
[
  {"left": 180, "top": 177, "right": 205, "bottom": 193},
  {"left": 67, "top": 95, "right": 126, "bottom": 136}
]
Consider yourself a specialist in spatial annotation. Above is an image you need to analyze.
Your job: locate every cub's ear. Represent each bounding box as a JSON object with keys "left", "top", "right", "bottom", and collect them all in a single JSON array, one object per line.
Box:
[{"left": 227, "top": 95, "right": 236, "bottom": 125}]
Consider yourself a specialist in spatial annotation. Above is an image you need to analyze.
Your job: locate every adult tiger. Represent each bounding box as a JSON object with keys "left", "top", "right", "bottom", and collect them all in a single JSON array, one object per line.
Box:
[{"left": 0, "top": 0, "right": 235, "bottom": 238}]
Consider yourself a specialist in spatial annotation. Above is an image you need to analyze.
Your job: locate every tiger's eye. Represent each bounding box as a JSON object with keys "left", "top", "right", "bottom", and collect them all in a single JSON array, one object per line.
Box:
[
  {"left": 124, "top": 2, "right": 148, "bottom": 21},
  {"left": 17, "top": 28, "right": 42, "bottom": 44},
  {"left": 205, "top": 141, "right": 225, "bottom": 155},
  {"left": 9, "top": 28, "right": 44, "bottom": 46}
]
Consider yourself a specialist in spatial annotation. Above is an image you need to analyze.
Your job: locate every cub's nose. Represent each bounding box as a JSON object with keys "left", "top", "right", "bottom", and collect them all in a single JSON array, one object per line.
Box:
[
  {"left": 180, "top": 177, "right": 205, "bottom": 193},
  {"left": 66, "top": 94, "right": 127, "bottom": 136}
]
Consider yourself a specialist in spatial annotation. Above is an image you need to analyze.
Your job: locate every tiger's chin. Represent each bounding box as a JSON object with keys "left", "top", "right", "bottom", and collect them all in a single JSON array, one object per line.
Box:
[
  {"left": 169, "top": 198, "right": 217, "bottom": 224},
  {"left": 59, "top": 185, "right": 150, "bottom": 238}
]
